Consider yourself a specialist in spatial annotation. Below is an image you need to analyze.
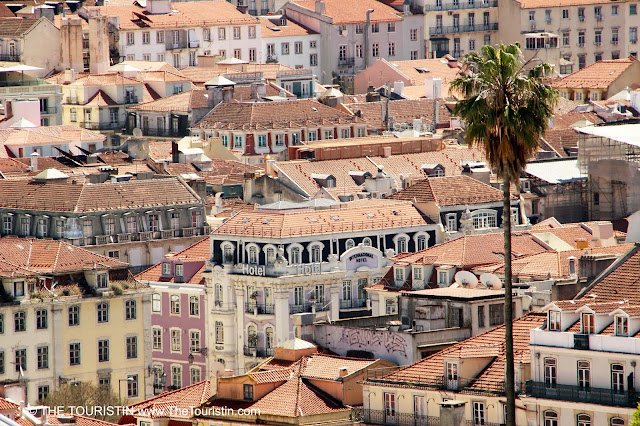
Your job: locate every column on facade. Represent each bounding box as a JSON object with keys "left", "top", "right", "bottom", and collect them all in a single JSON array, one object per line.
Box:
[
  {"left": 234, "top": 287, "right": 245, "bottom": 373},
  {"left": 329, "top": 283, "right": 340, "bottom": 322},
  {"left": 274, "top": 289, "right": 290, "bottom": 346},
  {"left": 51, "top": 304, "right": 64, "bottom": 391}
]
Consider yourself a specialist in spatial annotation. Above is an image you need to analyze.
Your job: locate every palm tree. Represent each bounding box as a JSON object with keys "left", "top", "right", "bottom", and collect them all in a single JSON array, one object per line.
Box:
[{"left": 450, "top": 43, "right": 557, "bottom": 425}]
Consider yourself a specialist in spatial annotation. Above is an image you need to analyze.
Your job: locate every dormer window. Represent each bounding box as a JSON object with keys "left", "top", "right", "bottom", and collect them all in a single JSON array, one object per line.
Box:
[
  {"left": 395, "top": 267, "right": 404, "bottom": 282},
  {"left": 13, "top": 281, "right": 24, "bottom": 298},
  {"left": 290, "top": 246, "right": 301, "bottom": 264},
  {"left": 97, "top": 272, "right": 108, "bottom": 289},
  {"left": 266, "top": 247, "right": 275, "bottom": 266},
  {"left": 162, "top": 262, "right": 171, "bottom": 275},
  {"left": 312, "top": 173, "right": 336, "bottom": 188},
  {"left": 615, "top": 315, "right": 628, "bottom": 336},
  {"left": 243, "top": 384, "right": 254, "bottom": 401},
  {"left": 248, "top": 246, "right": 258, "bottom": 264},
  {"left": 345, "top": 239, "right": 355, "bottom": 251},
  {"left": 581, "top": 313, "right": 594, "bottom": 334},
  {"left": 446, "top": 213, "right": 457, "bottom": 232},
  {"left": 175, "top": 264, "right": 183, "bottom": 277},
  {"left": 548, "top": 310, "right": 561, "bottom": 331}
]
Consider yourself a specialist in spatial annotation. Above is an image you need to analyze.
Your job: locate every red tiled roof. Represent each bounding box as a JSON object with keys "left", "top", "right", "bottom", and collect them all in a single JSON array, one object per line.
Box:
[
  {"left": 0, "top": 237, "right": 128, "bottom": 274},
  {"left": 136, "top": 238, "right": 209, "bottom": 284},
  {"left": 212, "top": 200, "right": 428, "bottom": 238},
  {"left": 291, "top": 0, "right": 402, "bottom": 24},
  {"left": 259, "top": 16, "right": 318, "bottom": 37},
  {"left": 85, "top": 90, "right": 118, "bottom": 107},
  {"left": 389, "top": 175, "right": 507, "bottom": 207},
  {"left": 195, "top": 99, "right": 363, "bottom": 130},
  {"left": 0, "top": 125, "right": 105, "bottom": 147},
  {"left": 551, "top": 57, "right": 638, "bottom": 90},
  {"left": 347, "top": 99, "right": 451, "bottom": 129},
  {"left": 129, "top": 89, "right": 208, "bottom": 113},
  {"left": 301, "top": 353, "right": 378, "bottom": 380},
  {"left": 366, "top": 313, "right": 546, "bottom": 390},
  {"left": 128, "top": 380, "right": 211, "bottom": 419},
  {"left": 578, "top": 245, "right": 640, "bottom": 303},
  {"left": 0, "top": 177, "right": 201, "bottom": 211}
]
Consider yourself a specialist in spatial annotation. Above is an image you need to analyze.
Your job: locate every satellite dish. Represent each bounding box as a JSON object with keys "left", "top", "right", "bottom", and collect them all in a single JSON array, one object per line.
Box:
[
  {"left": 480, "top": 273, "right": 502, "bottom": 290},
  {"left": 454, "top": 271, "right": 478, "bottom": 288}
]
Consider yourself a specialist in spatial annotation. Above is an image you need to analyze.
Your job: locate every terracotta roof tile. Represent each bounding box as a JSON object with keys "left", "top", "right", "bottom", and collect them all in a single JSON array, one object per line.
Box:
[
  {"left": 259, "top": 16, "right": 318, "bottom": 37},
  {"left": 551, "top": 58, "right": 638, "bottom": 90},
  {"left": 291, "top": 0, "right": 402, "bottom": 24},
  {"left": 195, "top": 99, "right": 362, "bottom": 130},
  {"left": 128, "top": 380, "right": 211, "bottom": 419},
  {"left": 516, "top": 0, "right": 622, "bottom": 9},
  {"left": 348, "top": 98, "right": 450, "bottom": 129},
  {"left": 85, "top": 90, "right": 118, "bottom": 107},
  {"left": 578, "top": 245, "right": 640, "bottom": 303},
  {"left": 301, "top": 353, "right": 377, "bottom": 380},
  {"left": 0, "top": 17, "right": 38, "bottom": 36},
  {"left": 389, "top": 175, "right": 506, "bottom": 207},
  {"left": 0, "top": 177, "right": 201, "bottom": 211},
  {"left": 0, "top": 125, "right": 105, "bottom": 148},
  {"left": 88, "top": 1, "right": 258, "bottom": 31},
  {"left": 136, "top": 237, "right": 209, "bottom": 284},
  {"left": 129, "top": 89, "right": 208, "bottom": 112}
]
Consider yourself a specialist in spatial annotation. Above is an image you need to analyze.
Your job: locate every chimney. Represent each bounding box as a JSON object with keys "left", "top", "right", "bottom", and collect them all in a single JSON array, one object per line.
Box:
[
  {"left": 392, "top": 80, "right": 405, "bottom": 97},
  {"left": 338, "top": 367, "right": 348, "bottom": 377},
  {"left": 89, "top": 15, "right": 110, "bottom": 74},
  {"left": 223, "top": 87, "right": 234, "bottom": 103},
  {"left": 63, "top": 69, "right": 75, "bottom": 84},
  {"left": 314, "top": 0, "right": 325, "bottom": 14},
  {"left": 424, "top": 78, "right": 442, "bottom": 98},
  {"left": 171, "top": 141, "right": 180, "bottom": 163},
  {"left": 31, "top": 152, "right": 39, "bottom": 172},
  {"left": 60, "top": 17, "right": 84, "bottom": 73},
  {"left": 568, "top": 256, "right": 577, "bottom": 277},
  {"left": 250, "top": 82, "right": 266, "bottom": 100},
  {"left": 265, "top": 159, "right": 276, "bottom": 176},
  {"left": 383, "top": 146, "right": 392, "bottom": 158},
  {"left": 145, "top": 0, "right": 172, "bottom": 14}
]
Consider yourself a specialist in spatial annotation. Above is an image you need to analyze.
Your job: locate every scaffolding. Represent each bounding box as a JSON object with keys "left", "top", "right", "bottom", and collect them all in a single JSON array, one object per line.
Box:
[{"left": 577, "top": 123, "right": 640, "bottom": 220}]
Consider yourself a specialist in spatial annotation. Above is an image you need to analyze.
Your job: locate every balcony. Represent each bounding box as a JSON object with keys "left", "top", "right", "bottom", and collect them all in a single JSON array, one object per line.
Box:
[
  {"left": 290, "top": 303, "right": 311, "bottom": 314},
  {"left": 0, "top": 54, "right": 20, "bottom": 62},
  {"left": 525, "top": 381, "right": 639, "bottom": 408},
  {"left": 167, "top": 41, "right": 188, "bottom": 50},
  {"left": 363, "top": 409, "right": 441, "bottom": 426},
  {"left": 41, "top": 107, "right": 57, "bottom": 115},
  {"left": 266, "top": 54, "right": 278, "bottom": 63},
  {"left": 338, "top": 57, "right": 355, "bottom": 67},
  {"left": 424, "top": 0, "right": 497, "bottom": 10},
  {"left": 429, "top": 22, "right": 498, "bottom": 35},
  {"left": 243, "top": 345, "right": 268, "bottom": 358},
  {"left": 245, "top": 302, "right": 275, "bottom": 315},
  {"left": 429, "top": 49, "right": 450, "bottom": 58},
  {"left": 340, "top": 298, "right": 367, "bottom": 309},
  {"left": 188, "top": 40, "right": 200, "bottom": 48}
]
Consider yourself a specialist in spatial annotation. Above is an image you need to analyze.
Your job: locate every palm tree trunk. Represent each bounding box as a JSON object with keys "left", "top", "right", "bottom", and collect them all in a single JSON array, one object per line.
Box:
[{"left": 503, "top": 174, "right": 516, "bottom": 426}]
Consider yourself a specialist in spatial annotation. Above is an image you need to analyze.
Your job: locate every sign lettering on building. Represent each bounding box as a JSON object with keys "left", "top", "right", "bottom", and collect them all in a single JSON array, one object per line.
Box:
[
  {"left": 242, "top": 264, "right": 266, "bottom": 276},
  {"left": 345, "top": 252, "right": 378, "bottom": 270}
]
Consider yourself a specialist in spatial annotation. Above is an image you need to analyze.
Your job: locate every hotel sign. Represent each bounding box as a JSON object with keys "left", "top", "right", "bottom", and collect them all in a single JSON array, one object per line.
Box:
[
  {"left": 346, "top": 252, "right": 378, "bottom": 270},
  {"left": 242, "top": 264, "right": 266, "bottom": 276}
]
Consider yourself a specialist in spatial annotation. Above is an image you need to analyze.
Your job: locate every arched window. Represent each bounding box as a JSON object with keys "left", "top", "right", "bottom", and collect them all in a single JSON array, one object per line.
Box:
[
  {"left": 248, "top": 246, "right": 258, "bottom": 264},
  {"left": 214, "top": 284, "right": 223, "bottom": 306},
  {"left": 577, "top": 414, "right": 591, "bottom": 426},
  {"left": 345, "top": 239, "right": 355, "bottom": 251},
  {"left": 290, "top": 246, "right": 301, "bottom": 264},
  {"left": 543, "top": 410, "right": 557, "bottom": 426},
  {"left": 266, "top": 247, "right": 275, "bottom": 266},
  {"left": 310, "top": 244, "right": 321, "bottom": 263},
  {"left": 265, "top": 326, "right": 274, "bottom": 349},
  {"left": 471, "top": 210, "right": 497, "bottom": 229},
  {"left": 362, "top": 237, "right": 372, "bottom": 247},
  {"left": 152, "top": 293, "right": 161, "bottom": 312},
  {"left": 222, "top": 244, "right": 234, "bottom": 263},
  {"left": 416, "top": 234, "right": 427, "bottom": 251},
  {"left": 247, "top": 325, "right": 257, "bottom": 348},
  {"left": 215, "top": 321, "right": 224, "bottom": 344},
  {"left": 610, "top": 418, "right": 624, "bottom": 426},
  {"left": 397, "top": 237, "right": 407, "bottom": 253}
]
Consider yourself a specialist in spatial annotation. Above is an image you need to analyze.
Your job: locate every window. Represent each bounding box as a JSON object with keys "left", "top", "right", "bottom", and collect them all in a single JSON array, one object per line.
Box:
[
  {"left": 616, "top": 315, "right": 628, "bottom": 336},
  {"left": 243, "top": 384, "right": 254, "bottom": 401},
  {"left": 396, "top": 237, "right": 407, "bottom": 253},
  {"left": 37, "top": 346, "right": 48, "bottom": 369},
  {"left": 544, "top": 358, "right": 557, "bottom": 387},
  {"left": 414, "top": 395, "right": 426, "bottom": 417},
  {"left": 562, "top": 9, "right": 568, "bottom": 18},
  {"left": 19, "top": 217, "right": 29, "bottom": 236},
  {"left": 446, "top": 362, "right": 458, "bottom": 388},
  {"left": 233, "top": 26, "right": 241, "bottom": 39},
  {"left": 582, "top": 312, "right": 594, "bottom": 334},
  {"left": 315, "top": 284, "right": 325, "bottom": 304},
  {"left": 372, "top": 23, "right": 379, "bottom": 33},
  {"left": 191, "top": 367, "right": 201, "bottom": 384},
  {"left": 543, "top": 411, "right": 558, "bottom": 426},
  {"left": 148, "top": 214, "right": 159, "bottom": 232},
  {"left": 632, "top": 4, "right": 638, "bottom": 14},
  {"left": 142, "top": 31, "right": 150, "bottom": 44},
  {"left": 190, "top": 330, "right": 200, "bottom": 352},
  {"left": 203, "top": 28, "right": 210, "bottom": 41},
  {"left": 69, "top": 342, "right": 81, "bottom": 366},
  {"left": 548, "top": 310, "right": 561, "bottom": 330},
  {"left": 578, "top": 7, "right": 585, "bottom": 20},
  {"left": 218, "top": 27, "right": 226, "bottom": 40},
  {"left": 96, "top": 272, "right": 108, "bottom": 289},
  {"left": 153, "top": 328, "right": 162, "bottom": 350},
  {"left": 13, "top": 281, "right": 24, "bottom": 298},
  {"left": 189, "top": 296, "right": 199, "bottom": 316},
  {"left": 472, "top": 402, "right": 485, "bottom": 425},
  {"left": 577, "top": 360, "right": 590, "bottom": 389},
  {"left": 372, "top": 43, "right": 379, "bottom": 57},
  {"left": 37, "top": 218, "right": 47, "bottom": 237},
  {"left": 472, "top": 210, "right": 497, "bottom": 229},
  {"left": 612, "top": 4, "right": 618, "bottom": 14},
  {"left": 386, "top": 299, "right": 396, "bottom": 314},
  {"left": 414, "top": 267, "right": 422, "bottom": 280},
  {"left": 126, "top": 336, "right": 138, "bottom": 359},
  {"left": 311, "top": 244, "right": 321, "bottom": 262},
  {"left": 594, "top": 5, "right": 602, "bottom": 18},
  {"left": 545, "top": 9, "right": 551, "bottom": 22},
  {"left": 98, "top": 339, "right": 109, "bottom": 362},
  {"left": 342, "top": 280, "right": 352, "bottom": 301},
  {"left": 97, "top": 302, "right": 109, "bottom": 323},
  {"left": 356, "top": 44, "right": 363, "bottom": 58},
  {"left": 357, "top": 279, "right": 367, "bottom": 299},
  {"left": 249, "top": 25, "right": 256, "bottom": 39},
  {"left": 68, "top": 305, "right": 79, "bottom": 326},
  {"left": 611, "top": 418, "right": 625, "bottom": 426},
  {"left": 274, "top": 133, "right": 285, "bottom": 146},
  {"left": 157, "top": 31, "right": 164, "bottom": 43},
  {"left": 295, "top": 41, "right": 302, "bottom": 54},
  {"left": 478, "top": 305, "right": 485, "bottom": 327},
  {"left": 294, "top": 286, "right": 304, "bottom": 306},
  {"left": 612, "top": 364, "right": 624, "bottom": 392},
  {"left": 249, "top": 48, "right": 256, "bottom": 62},
  {"left": 562, "top": 32, "right": 569, "bottom": 47},
  {"left": 36, "top": 309, "right": 47, "bottom": 330},
  {"left": 171, "top": 295, "right": 180, "bottom": 314},
  {"left": 438, "top": 270, "right": 448, "bottom": 285},
  {"left": 411, "top": 50, "right": 418, "bottom": 60},
  {"left": 529, "top": 10, "right": 535, "bottom": 20},
  {"left": 446, "top": 213, "right": 457, "bottom": 231},
  {"left": 171, "top": 329, "right": 181, "bottom": 352},
  {"left": 247, "top": 325, "right": 257, "bottom": 347},
  {"left": 282, "top": 42, "right": 290, "bottom": 55},
  {"left": 257, "top": 134, "right": 267, "bottom": 147},
  {"left": 215, "top": 321, "right": 224, "bottom": 344},
  {"left": 395, "top": 268, "right": 404, "bottom": 282},
  {"left": 126, "top": 216, "right": 137, "bottom": 234},
  {"left": 595, "top": 29, "right": 602, "bottom": 45},
  {"left": 127, "top": 375, "right": 138, "bottom": 397},
  {"left": 37, "top": 385, "right": 49, "bottom": 402},
  {"left": 384, "top": 393, "right": 396, "bottom": 417},
  {"left": 15, "top": 349, "right": 26, "bottom": 372},
  {"left": 248, "top": 246, "right": 258, "bottom": 264},
  {"left": 175, "top": 264, "right": 184, "bottom": 277},
  {"left": 489, "top": 303, "right": 504, "bottom": 326},
  {"left": 125, "top": 300, "right": 136, "bottom": 320},
  {"left": 410, "top": 28, "right": 417, "bottom": 41},
  {"left": 577, "top": 414, "right": 591, "bottom": 426},
  {"left": 469, "top": 38, "right": 475, "bottom": 51},
  {"left": 14, "top": 311, "right": 25, "bottom": 332},
  {"left": 0, "top": 314, "right": 3, "bottom": 333},
  {"left": 126, "top": 32, "right": 134, "bottom": 45},
  {"left": 152, "top": 293, "right": 161, "bottom": 312},
  {"left": 265, "top": 326, "right": 274, "bottom": 350},
  {"left": 0, "top": 351, "right": 3, "bottom": 374},
  {"left": 388, "top": 42, "right": 395, "bottom": 56},
  {"left": 388, "top": 22, "right": 395, "bottom": 32},
  {"left": 2, "top": 216, "right": 12, "bottom": 235}
]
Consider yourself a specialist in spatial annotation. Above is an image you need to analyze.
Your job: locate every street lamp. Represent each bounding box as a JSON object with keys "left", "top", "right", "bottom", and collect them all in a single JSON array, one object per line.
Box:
[{"left": 118, "top": 377, "right": 134, "bottom": 403}]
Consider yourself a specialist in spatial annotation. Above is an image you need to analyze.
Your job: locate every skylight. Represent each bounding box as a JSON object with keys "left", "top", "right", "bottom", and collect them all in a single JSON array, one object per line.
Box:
[
  {"left": 366, "top": 212, "right": 374, "bottom": 218},
  {"left": 308, "top": 217, "right": 318, "bottom": 222}
]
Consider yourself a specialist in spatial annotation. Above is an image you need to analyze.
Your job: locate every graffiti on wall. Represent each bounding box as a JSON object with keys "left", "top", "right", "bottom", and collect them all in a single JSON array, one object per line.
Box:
[{"left": 339, "top": 327, "right": 408, "bottom": 357}]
